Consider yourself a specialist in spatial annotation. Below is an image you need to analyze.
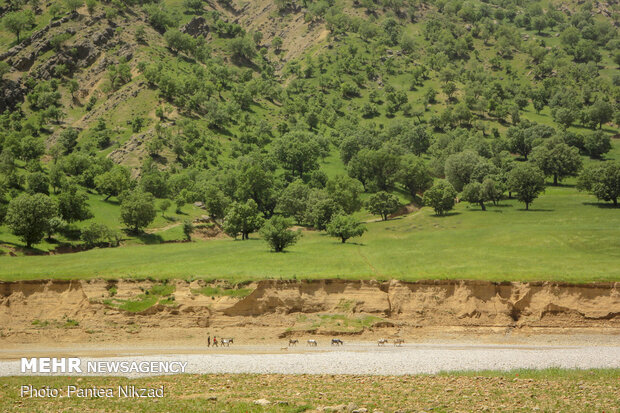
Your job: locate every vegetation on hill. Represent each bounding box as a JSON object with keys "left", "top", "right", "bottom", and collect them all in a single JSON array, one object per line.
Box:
[{"left": 0, "top": 0, "right": 618, "bottom": 279}]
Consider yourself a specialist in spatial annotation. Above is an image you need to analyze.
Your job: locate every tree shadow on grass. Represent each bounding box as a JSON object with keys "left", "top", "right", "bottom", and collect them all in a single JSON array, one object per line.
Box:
[
  {"left": 0, "top": 241, "right": 49, "bottom": 255},
  {"left": 60, "top": 227, "right": 82, "bottom": 241},
  {"left": 516, "top": 208, "right": 554, "bottom": 212},
  {"left": 429, "top": 212, "right": 461, "bottom": 218},
  {"left": 547, "top": 182, "right": 576, "bottom": 188},
  {"left": 126, "top": 231, "right": 163, "bottom": 245},
  {"left": 582, "top": 202, "right": 619, "bottom": 209}
]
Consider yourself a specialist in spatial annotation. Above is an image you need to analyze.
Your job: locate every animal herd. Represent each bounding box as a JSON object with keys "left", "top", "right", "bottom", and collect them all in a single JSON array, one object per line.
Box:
[
  {"left": 287, "top": 338, "right": 405, "bottom": 347},
  {"left": 208, "top": 337, "right": 406, "bottom": 348}
]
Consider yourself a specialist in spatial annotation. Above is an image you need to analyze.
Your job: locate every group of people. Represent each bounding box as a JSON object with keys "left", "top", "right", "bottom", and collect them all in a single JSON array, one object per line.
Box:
[{"left": 207, "top": 335, "right": 219, "bottom": 347}]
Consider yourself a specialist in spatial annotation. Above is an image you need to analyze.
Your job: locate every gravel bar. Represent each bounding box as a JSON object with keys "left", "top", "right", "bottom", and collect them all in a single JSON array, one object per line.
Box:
[{"left": 2, "top": 343, "right": 619, "bottom": 377}]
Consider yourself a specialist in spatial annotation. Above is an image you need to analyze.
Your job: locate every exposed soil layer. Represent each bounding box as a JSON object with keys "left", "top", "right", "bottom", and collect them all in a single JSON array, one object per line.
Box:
[{"left": 0, "top": 279, "right": 618, "bottom": 346}]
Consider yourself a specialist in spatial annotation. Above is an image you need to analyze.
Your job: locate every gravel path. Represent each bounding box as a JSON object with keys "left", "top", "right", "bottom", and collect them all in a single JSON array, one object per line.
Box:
[{"left": 2, "top": 343, "right": 619, "bottom": 377}]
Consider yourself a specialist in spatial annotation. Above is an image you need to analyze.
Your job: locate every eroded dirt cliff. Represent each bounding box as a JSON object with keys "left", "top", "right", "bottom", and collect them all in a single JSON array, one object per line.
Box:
[{"left": 1, "top": 279, "right": 618, "bottom": 345}]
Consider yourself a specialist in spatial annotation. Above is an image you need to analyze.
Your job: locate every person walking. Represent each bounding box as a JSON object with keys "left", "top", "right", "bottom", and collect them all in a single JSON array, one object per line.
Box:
[
  {"left": 207, "top": 335, "right": 211, "bottom": 347},
  {"left": 213, "top": 337, "right": 218, "bottom": 347}
]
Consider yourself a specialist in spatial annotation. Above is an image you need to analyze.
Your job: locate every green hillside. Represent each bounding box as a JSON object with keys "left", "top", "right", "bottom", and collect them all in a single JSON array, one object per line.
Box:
[{"left": 0, "top": 0, "right": 618, "bottom": 280}]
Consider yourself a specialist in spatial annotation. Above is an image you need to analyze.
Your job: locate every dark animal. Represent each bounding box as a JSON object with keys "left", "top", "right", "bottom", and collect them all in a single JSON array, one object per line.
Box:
[{"left": 331, "top": 338, "right": 343, "bottom": 346}]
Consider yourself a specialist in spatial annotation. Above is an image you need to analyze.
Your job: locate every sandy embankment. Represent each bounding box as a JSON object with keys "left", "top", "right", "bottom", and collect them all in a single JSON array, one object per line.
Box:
[{"left": 0, "top": 279, "right": 618, "bottom": 352}]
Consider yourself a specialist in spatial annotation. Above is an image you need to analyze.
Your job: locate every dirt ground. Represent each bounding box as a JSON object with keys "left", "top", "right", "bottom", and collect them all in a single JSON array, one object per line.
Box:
[{"left": 1, "top": 371, "right": 619, "bottom": 412}]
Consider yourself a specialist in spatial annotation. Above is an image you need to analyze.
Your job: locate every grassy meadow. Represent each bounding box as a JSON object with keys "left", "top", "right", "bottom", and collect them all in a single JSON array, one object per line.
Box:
[{"left": 1, "top": 179, "right": 619, "bottom": 283}]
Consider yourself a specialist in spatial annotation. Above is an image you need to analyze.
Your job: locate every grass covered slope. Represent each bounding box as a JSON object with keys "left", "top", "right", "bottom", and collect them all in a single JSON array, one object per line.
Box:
[
  {"left": 1, "top": 369, "right": 618, "bottom": 412},
  {"left": 0, "top": 0, "right": 619, "bottom": 282},
  {"left": 1, "top": 182, "right": 618, "bottom": 282}
]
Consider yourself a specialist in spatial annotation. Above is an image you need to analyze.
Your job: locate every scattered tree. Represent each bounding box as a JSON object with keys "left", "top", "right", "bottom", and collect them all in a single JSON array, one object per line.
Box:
[
  {"left": 183, "top": 219, "right": 195, "bottom": 241},
  {"left": 326, "top": 214, "right": 366, "bottom": 243},
  {"left": 120, "top": 191, "right": 156, "bottom": 233},
  {"left": 507, "top": 164, "right": 545, "bottom": 210},
  {"left": 531, "top": 140, "right": 582, "bottom": 185},
  {"left": 223, "top": 199, "right": 264, "bottom": 240},
  {"left": 259, "top": 215, "right": 301, "bottom": 252},
  {"left": 57, "top": 184, "right": 92, "bottom": 223},
  {"left": 366, "top": 191, "right": 400, "bottom": 221},
  {"left": 577, "top": 162, "right": 620, "bottom": 207},
  {"left": 5, "top": 193, "right": 57, "bottom": 248},
  {"left": 424, "top": 180, "right": 457, "bottom": 216}
]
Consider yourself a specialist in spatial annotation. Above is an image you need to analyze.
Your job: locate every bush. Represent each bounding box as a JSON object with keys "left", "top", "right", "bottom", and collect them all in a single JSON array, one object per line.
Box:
[
  {"left": 81, "top": 223, "right": 112, "bottom": 248},
  {"left": 259, "top": 215, "right": 301, "bottom": 252}
]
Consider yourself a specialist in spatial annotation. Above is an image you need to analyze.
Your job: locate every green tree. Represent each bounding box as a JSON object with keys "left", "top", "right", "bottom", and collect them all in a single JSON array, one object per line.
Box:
[
  {"left": 577, "top": 162, "right": 620, "bottom": 207},
  {"left": 461, "top": 181, "right": 492, "bottom": 211},
  {"left": 326, "top": 175, "right": 363, "bottom": 214},
  {"left": 366, "top": 191, "right": 400, "bottom": 221},
  {"left": 305, "top": 189, "right": 341, "bottom": 230},
  {"left": 81, "top": 223, "right": 112, "bottom": 248},
  {"left": 164, "top": 29, "right": 196, "bottom": 55},
  {"left": 183, "top": 219, "right": 195, "bottom": 241},
  {"left": 277, "top": 179, "right": 310, "bottom": 224},
  {"left": 398, "top": 154, "right": 433, "bottom": 199},
  {"left": 64, "top": 0, "right": 82, "bottom": 12},
  {"left": 184, "top": 0, "right": 203, "bottom": 14},
  {"left": 159, "top": 199, "right": 171, "bottom": 216},
  {"left": 588, "top": 100, "right": 613, "bottom": 129},
  {"left": 223, "top": 199, "right": 264, "bottom": 240},
  {"left": 531, "top": 140, "right": 582, "bottom": 185},
  {"left": 85, "top": 0, "right": 96, "bottom": 14},
  {"left": 26, "top": 171, "right": 49, "bottom": 194},
  {"left": 95, "top": 166, "right": 131, "bottom": 200},
  {"left": 326, "top": 214, "right": 366, "bottom": 243},
  {"left": 584, "top": 131, "right": 612, "bottom": 159},
  {"left": 444, "top": 150, "right": 482, "bottom": 192},
  {"left": 58, "top": 127, "right": 79, "bottom": 154},
  {"left": 273, "top": 131, "right": 322, "bottom": 178},
  {"left": 0, "top": 61, "right": 10, "bottom": 80},
  {"left": 507, "top": 164, "right": 545, "bottom": 210},
  {"left": 228, "top": 35, "right": 256, "bottom": 60},
  {"left": 507, "top": 126, "right": 534, "bottom": 160},
  {"left": 6, "top": 193, "right": 57, "bottom": 248},
  {"left": 120, "top": 191, "right": 156, "bottom": 232},
  {"left": 57, "top": 183, "right": 92, "bottom": 223},
  {"left": 3, "top": 11, "right": 34, "bottom": 43},
  {"left": 424, "top": 180, "right": 457, "bottom": 216},
  {"left": 259, "top": 215, "right": 301, "bottom": 252},
  {"left": 46, "top": 216, "right": 66, "bottom": 240},
  {"left": 202, "top": 184, "right": 229, "bottom": 221}
]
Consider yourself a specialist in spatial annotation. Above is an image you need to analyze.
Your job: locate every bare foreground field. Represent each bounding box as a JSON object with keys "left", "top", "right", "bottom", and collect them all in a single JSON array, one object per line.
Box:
[
  {"left": 1, "top": 370, "right": 619, "bottom": 412},
  {"left": 1, "top": 279, "right": 618, "bottom": 411}
]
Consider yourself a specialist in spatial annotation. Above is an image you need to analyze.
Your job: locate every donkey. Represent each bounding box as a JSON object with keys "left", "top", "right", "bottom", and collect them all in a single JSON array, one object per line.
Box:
[
  {"left": 393, "top": 338, "right": 405, "bottom": 346},
  {"left": 221, "top": 338, "right": 234, "bottom": 347},
  {"left": 377, "top": 338, "right": 389, "bottom": 346},
  {"left": 289, "top": 339, "right": 299, "bottom": 347},
  {"left": 307, "top": 339, "right": 318, "bottom": 346},
  {"left": 331, "top": 338, "right": 343, "bottom": 346}
]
